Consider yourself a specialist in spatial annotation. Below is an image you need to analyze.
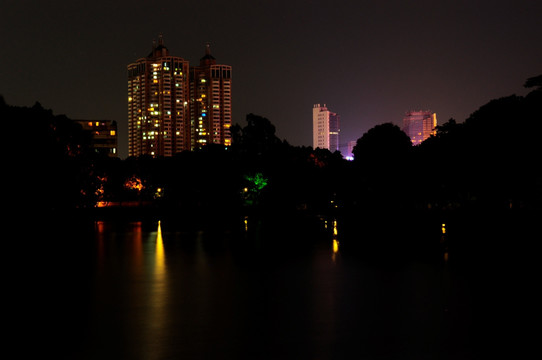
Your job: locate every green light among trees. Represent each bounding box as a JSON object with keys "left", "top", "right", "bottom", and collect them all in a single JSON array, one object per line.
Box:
[
  {"left": 245, "top": 173, "right": 268, "bottom": 191},
  {"left": 242, "top": 172, "right": 268, "bottom": 206}
]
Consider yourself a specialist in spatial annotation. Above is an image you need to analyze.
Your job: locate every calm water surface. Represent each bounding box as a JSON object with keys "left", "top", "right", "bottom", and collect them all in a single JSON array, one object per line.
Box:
[{"left": 25, "top": 214, "right": 535, "bottom": 359}]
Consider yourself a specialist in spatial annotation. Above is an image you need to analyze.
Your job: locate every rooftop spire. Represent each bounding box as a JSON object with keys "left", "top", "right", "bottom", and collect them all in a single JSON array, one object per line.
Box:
[
  {"left": 199, "top": 42, "right": 216, "bottom": 65},
  {"left": 148, "top": 34, "right": 169, "bottom": 58}
]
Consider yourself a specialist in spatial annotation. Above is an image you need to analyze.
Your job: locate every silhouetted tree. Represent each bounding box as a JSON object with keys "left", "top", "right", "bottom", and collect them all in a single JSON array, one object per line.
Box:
[
  {"left": 349, "top": 123, "right": 412, "bottom": 211},
  {"left": 3, "top": 98, "right": 94, "bottom": 210},
  {"left": 352, "top": 122, "right": 411, "bottom": 167},
  {"left": 232, "top": 113, "right": 282, "bottom": 156},
  {"left": 413, "top": 74, "right": 542, "bottom": 210},
  {"left": 524, "top": 74, "right": 542, "bottom": 90}
]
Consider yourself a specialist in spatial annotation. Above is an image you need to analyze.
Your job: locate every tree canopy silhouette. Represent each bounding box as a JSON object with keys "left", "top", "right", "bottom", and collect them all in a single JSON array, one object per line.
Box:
[
  {"left": 352, "top": 122, "right": 411, "bottom": 166},
  {"left": 231, "top": 113, "right": 282, "bottom": 155}
]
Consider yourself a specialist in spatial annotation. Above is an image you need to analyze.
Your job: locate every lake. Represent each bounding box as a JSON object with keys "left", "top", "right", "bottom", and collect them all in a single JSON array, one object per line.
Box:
[{"left": 20, "top": 210, "right": 537, "bottom": 359}]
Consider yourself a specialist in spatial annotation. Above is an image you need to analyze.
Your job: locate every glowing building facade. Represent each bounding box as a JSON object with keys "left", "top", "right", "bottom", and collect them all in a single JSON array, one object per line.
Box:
[
  {"left": 189, "top": 44, "right": 232, "bottom": 149},
  {"left": 313, "top": 104, "right": 340, "bottom": 151},
  {"left": 127, "top": 36, "right": 190, "bottom": 157},
  {"left": 402, "top": 110, "right": 437, "bottom": 145},
  {"left": 128, "top": 37, "right": 232, "bottom": 157}
]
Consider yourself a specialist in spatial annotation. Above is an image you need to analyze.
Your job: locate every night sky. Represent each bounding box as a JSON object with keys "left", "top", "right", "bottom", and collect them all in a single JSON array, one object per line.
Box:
[{"left": 2, "top": 0, "right": 541, "bottom": 158}]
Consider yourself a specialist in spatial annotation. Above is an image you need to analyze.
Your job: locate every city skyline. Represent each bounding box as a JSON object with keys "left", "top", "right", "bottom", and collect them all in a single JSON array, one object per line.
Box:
[{"left": 2, "top": 1, "right": 541, "bottom": 158}]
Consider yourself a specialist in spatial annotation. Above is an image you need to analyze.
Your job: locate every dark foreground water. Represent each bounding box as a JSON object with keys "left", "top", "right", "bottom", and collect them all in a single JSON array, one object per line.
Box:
[{"left": 20, "top": 211, "right": 538, "bottom": 359}]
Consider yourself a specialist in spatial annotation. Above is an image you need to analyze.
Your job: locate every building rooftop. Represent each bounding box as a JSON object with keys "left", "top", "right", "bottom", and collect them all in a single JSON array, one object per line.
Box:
[
  {"left": 147, "top": 34, "right": 169, "bottom": 58},
  {"left": 199, "top": 43, "right": 216, "bottom": 65}
]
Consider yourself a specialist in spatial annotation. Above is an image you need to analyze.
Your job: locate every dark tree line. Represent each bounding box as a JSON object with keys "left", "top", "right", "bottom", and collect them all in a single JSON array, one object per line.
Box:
[
  {"left": 4, "top": 74, "right": 541, "bottom": 221},
  {"left": 347, "top": 75, "right": 542, "bottom": 214}
]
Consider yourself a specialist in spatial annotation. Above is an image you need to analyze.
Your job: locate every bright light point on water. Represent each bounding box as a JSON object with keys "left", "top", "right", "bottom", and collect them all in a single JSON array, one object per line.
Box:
[
  {"left": 157, "top": 221, "right": 163, "bottom": 241},
  {"left": 155, "top": 220, "right": 166, "bottom": 280},
  {"left": 333, "top": 239, "right": 339, "bottom": 254},
  {"left": 441, "top": 223, "right": 446, "bottom": 234}
]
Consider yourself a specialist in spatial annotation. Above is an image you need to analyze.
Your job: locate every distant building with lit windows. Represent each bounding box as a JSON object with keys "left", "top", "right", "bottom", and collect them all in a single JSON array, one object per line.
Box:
[
  {"left": 127, "top": 36, "right": 232, "bottom": 157},
  {"left": 313, "top": 104, "right": 340, "bottom": 151},
  {"left": 75, "top": 120, "right": 118, "bottom": 157},
  {"left": 189, "top": 44, "right": 232, "bottom": 149},
  {"left": 127, "top": 35, "right": 190, "bottom": 157},
  {"left": 402, "top": 110, "right": 437, "bottom": 145}
]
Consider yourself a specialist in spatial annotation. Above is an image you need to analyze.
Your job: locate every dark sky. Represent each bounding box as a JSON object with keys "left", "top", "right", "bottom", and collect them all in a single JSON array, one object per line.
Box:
[{"left": 2, "top": 0, "right": 541, "bottom": 158}]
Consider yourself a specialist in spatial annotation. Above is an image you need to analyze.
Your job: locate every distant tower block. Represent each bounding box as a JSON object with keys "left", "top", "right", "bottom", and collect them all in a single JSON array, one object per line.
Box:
[
  {"left": 402, "top": 110, "right": 437, "bottom": 145},
  {"left": 313, "top": 104, "right": 340, "bottom": 151},
  {"left": 189, "top": 43, "right": 232, "bottom": 149},
  {"left": 127, "top": 36, "right": 190, "bottom": 157}
]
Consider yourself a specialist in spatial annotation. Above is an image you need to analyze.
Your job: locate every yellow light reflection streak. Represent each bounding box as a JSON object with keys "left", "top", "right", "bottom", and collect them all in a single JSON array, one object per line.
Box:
[
  {"left": 143, "top": 220, "right": 168, "bottom": 356},
  {"left": 155, "top": 221, "right": 165, "bottom": 276},
  {"left": 332, "top": 219, "right": 339, "bottom": 262}
]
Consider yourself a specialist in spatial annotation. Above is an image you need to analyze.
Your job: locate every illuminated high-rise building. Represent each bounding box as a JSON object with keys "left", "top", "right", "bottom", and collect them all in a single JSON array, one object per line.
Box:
[
  {"left": 127, "top": 35, "right": 190, "bottom": 157},
  {"left": 402, "top": 110, "right": 437, "bottom": 145},
  {"left": 313, "top": 104, "right": 340, "bottom": 151},
  {"left": 189, "top": 44, "right": 232, "bottom": 149}
]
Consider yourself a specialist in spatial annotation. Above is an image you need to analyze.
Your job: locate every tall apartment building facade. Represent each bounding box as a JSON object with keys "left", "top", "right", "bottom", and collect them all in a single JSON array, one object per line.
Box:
[
  {"left": 313, "top": 104, "right": 340, "bottom": 151},
  {"left": 127, "top": 36, "right": 190, "bottom": 157},
  {"left": 402, "top": 110, "right": 437, "bottom": 145},
  {"left": 189, "top": 44, "right": 232, "bottom": 149},
  {"left": 127, "top": 36, "right": 231, "bottom": 157}
]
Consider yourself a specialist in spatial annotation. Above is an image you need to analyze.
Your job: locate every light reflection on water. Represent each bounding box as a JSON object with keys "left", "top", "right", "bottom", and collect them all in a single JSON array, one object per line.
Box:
[
  {"left": 148, "top": 221, "right": 168, "bottom": 355},
  {"left": 155, "top": 220, "right": 165, "bottom": 277},
  {"left": 69, "top": 217, "right": 470, "bottom": 359},
  {"left": 332, "top": 218, "right": 340, "bottom": 262}
]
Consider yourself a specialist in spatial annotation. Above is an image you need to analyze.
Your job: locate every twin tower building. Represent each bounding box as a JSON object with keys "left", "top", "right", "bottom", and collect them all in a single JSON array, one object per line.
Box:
[{"left": 127, "top": 35, "right": 232, "bottom": 157}]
